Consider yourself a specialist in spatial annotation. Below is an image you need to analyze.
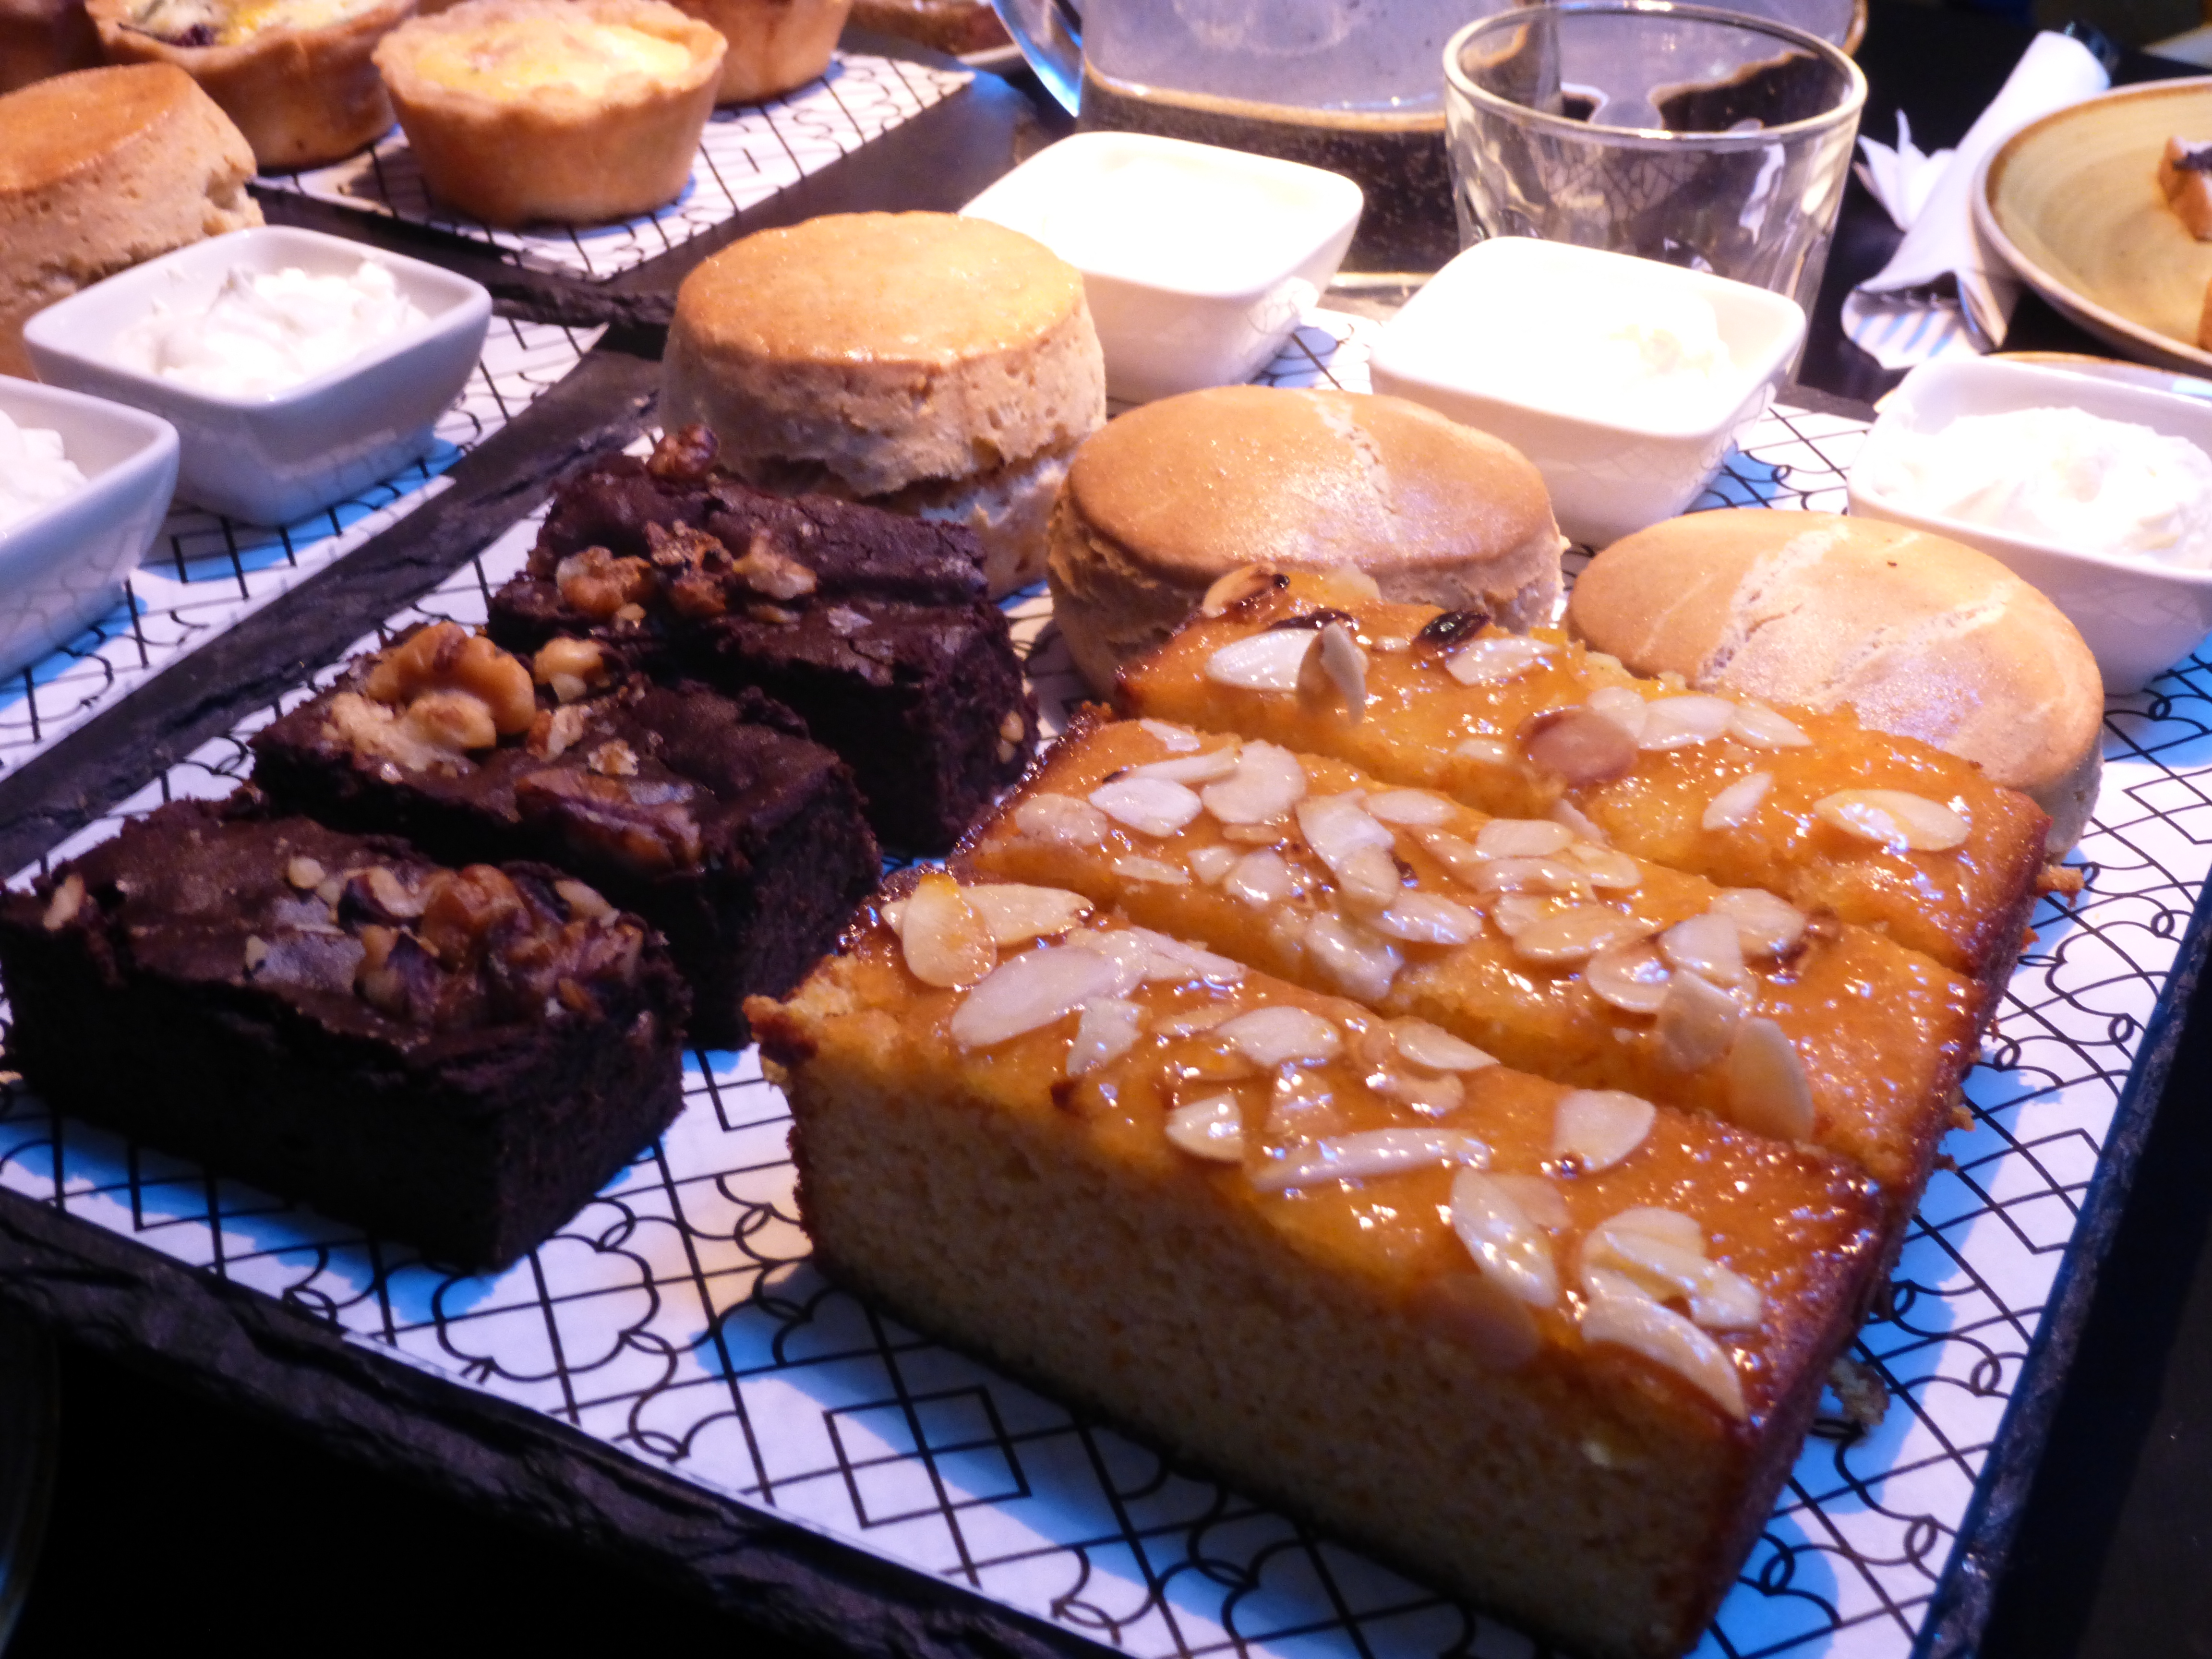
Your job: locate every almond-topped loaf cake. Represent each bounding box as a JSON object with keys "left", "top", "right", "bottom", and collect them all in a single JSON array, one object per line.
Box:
[
  {"left": 960, "top": 711, "right": 1980, "bottom": 1213},
  {"left": 751, "top": 886, "right": 1887, "bottom": 1659},
  {"left": 250, "top": 621, "right": 878, "bottom": 1048},
  {"left": 1117, "top": 569, "right": 2051, "bottom": 985}
]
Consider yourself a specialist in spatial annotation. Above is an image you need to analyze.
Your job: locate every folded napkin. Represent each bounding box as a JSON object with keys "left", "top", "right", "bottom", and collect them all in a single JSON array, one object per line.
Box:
[{"left": 1842, "top": 31, "right": 2110, "bottom": 371}]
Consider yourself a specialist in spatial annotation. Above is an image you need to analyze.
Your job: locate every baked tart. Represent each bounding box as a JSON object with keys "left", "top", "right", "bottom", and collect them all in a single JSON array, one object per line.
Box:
[
  {"left": 86, "top": 0, "right": 413, "bottom": 168},
  {"left": 666, "top": 0, "right": 849, "bottom": 104},
  {"left": 373, "top": 0, "right": 724, "bottom": 226}
]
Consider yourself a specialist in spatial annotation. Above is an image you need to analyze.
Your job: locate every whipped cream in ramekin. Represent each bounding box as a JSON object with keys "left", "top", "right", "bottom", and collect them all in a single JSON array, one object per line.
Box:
[
  {"left": 1870, "top": 405, "right": 2212, "bottom": 569},
  {"left": 114, "top": 260, "right": 429, "bottom": 399},
  {"left": 0, "top": 411, "right": 89, "bottom": 532}
]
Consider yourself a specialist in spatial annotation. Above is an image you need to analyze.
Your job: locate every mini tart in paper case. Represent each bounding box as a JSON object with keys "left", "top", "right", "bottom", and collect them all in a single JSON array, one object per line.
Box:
[
  {"left": 661, "top": 211, "right": 1107, "bottom": 598},
  {"left": 1047, "top": 385, "right": 1565, "bottom": 699},
  {"left": 373, "top": 0, "right": 725, "bottom": 227},
  {"left": 663, "top": 0, "right": 850, "bottom": 104},
  {"left": 86, "top": 0, "right": 414, "bottom": 168},
  {"left": 1568, "top": 510, "right": 2105, "bottom": 856},
  {"left": 0, "top": 62, "right": 259, "bottom": 378}
]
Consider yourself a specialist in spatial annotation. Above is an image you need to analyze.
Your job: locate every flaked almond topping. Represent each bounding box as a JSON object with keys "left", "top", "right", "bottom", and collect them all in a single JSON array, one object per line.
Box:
[
  {"left": 1579, "top": 1292, "right": 1748, "bottom": 1419},
  {"left": 965, "top": 884, "right": 1092, "bottom": 945},
  {"left": 1014, "top": 793, "right": 1110, "bottom": 847},
  {"left": 1451, "top": 1168, "right": 1561, "bottom": 1309},
  {"left": 1089, "top": 774, "right": 1202, "bottom": 838},
  {"left": 286, "top": 856, "right": 325, "bottom": 891},
  {"left": 1585, "top": 941, "right": 1672, "bottom": 1015},
  {"left": 1522, "top": 706, "right": 1638, "bottom": 785},
  {"left": 1569, "top": 844, "right": 1642, "bottom": 890},
  {"left": 902, "top": 872, "right": 997, "bottom": 988},
  {"left": 1727, "top": 1016, "right": 1815, "bottom": 1141},
  {"left": 1454, "top": 736, "right": 1515, "bottom": 767},
  {"left": 588, "top": 739, "right": 639, "bottom": 779},
  {"left": 1224, "top": 847, "right": 1298, "bottom": 908},
  {"left": 1297, "top": 621, "right": 1368, "bottom": 721},
  {"left": 1067, "top": 925, "right": 1245, "bottom": 988},
  {"left": 1393, "top": 1019, "right": 1496, "bottom": 1073},
  {"left": 1551, "top": 800, "right": 1610, "bottom": 845},
  {"left": 1446, "top": 635, "right": 1551, "bottom": 685},
  {"left": 1701, "top": 771, "right": 1772, "bottom": 832},
  {"left": 950, "top": 944, "right": 1124, "bottom": 1047},
  {"left": 1373, "top": 1068, "right": 1464, "bottom": 1114},
  {"left": 1152, "top": 1007, "right": 1234, "bottom": 1038},
  {"left": 1139, "top": 719, "right": 1204, "bottom": 752},
  {"left": 1266, "top": 906, "right": 1309, "bottom": 962},
  {"left": 1637, "top": 694, "right": 1736, "bottom": 750},
  {"left": 531, "top": 637, "right": 609, "bottom": 704},
  {"left": 1585, "top": 684, "right": 1649, "bottom": 744},
  {"left": 1552, "top": 1088, "right": 1657, "bottom": 1171},
  {"left": 1814, "top": 789, "right": 1970, "bottom": 853},
  {"left": 1466, "top": 855, "right": 1593, "bottom": 901},
  {"left": 1296, "top": 793, "right": 1402, "bottom": 907},
  {"left": 1252, "top": 1127, "right": 1491, "bottom": 1192},
  {"left": 554, "top": 878, "right": 614, "bottom": 920},
  {"left": 1114, "top": 854, "right": 1190, "bottom": 886},
  {"left": 1729, "top": 701, "right": 1813, "bottom": 749},
  {"left": 1200, "top": 565, "right": 1287, "bottom": 616},
  {"left": 1188, "top": 845, "right": 1239, "bottom": 885},
  {"left": 1130, "top": 745, "right": 1241, "bottom": 784},
  {"left": 1166, "top": 1093, "right": 1248, "bottom": 1161},
  {"left": 1303, "top": 911, "right": 1403, "bottom": 1001},
  {"left": 1366, "top": 890, "right": 1484, "bottom": 945},
  {"left": 1707, "top": 888, "right": 1807, "bottom": 959},
  {"left": 1068, "top": 997, "right": 1144, "bottom": 1074},
  {"left": 1655, "top": 969, "right": 1740, "bottom": 1071},
  {"left": 1205, "top": 630, "right": 1315, "bottom": 691},
  {"left": 1415, "top": 829, "right": 1485, "bottom": 885},
  {"left": 1312, "top": 567, "right": 1382, "bottom": 604},
  {"left": 1659, "top": 913, "right": 1748, "bottom": 986},
  {"left": 1216, "top": 1005, "right": 1342, "bottom": 1067},
  {"left": 1201, "top": 741, "right": 1307, "bottom": 825},
  {"left": 1474, "top": 817, "right": 1573, "bottom": 860},
  {"left": 1491, "top": 1172, "right": 1571, "bottom": 1230},
  {"left": 1509, "top": 905, "right": 1654, "bottom": 966},
  {"left": 1582, "top": 1208, "right": 1764, "bottom": 1333},
  {"left": 1365, "top": 788, "right": 1455, "bottom": 827}
]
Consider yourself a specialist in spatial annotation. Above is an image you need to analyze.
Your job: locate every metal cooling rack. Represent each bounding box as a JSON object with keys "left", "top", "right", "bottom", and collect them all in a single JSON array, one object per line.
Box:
[
  {"left": 3, "top": 318, "right": 2205, "bottom": 1659},
  {"left": 261, "top": 54, "right": 972, "bottom": 281}
]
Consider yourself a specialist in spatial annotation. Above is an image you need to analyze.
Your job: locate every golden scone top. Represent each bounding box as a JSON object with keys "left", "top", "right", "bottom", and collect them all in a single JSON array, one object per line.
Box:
[
  {"left": 675, "top": 212, "right": 1090, "bottom": 364},
  {"left": 816, "top": 878, "right": 1885, "bottom": 1423},
  {"left": 0, "top": 62, "right": 217, "bottom": 194}
]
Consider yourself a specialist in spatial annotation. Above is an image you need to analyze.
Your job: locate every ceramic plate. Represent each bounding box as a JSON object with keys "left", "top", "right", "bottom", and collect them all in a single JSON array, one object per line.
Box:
[{"left": 1978, "top": 78, "right": 2212, "bottom": 374}]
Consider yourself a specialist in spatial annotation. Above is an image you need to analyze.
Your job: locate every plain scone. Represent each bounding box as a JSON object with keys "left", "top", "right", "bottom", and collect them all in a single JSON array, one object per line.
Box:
[
  {"left": 1046, "top": 385, "right": 1564, "bottom": 697},
  {"left": 1568, "top": 511, "right": 2104, "bottom": 854},
  {"left": 0, "top": 62, "right": 260, "bottom": 379},
  {"left": 661, "top": 211, "right": 1107, "bottom": 597}
]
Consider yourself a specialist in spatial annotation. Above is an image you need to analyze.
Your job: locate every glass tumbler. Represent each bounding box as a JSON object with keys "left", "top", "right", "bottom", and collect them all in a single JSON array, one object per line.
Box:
[{"left": 1442, "top": 1, "right": 1865, "bottom": 315}]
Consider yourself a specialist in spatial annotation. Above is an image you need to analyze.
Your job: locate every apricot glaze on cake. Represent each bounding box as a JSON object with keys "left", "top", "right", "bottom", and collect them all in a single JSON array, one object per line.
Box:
[
  {"left": 1115, "top": 570, "right": 2051, "bottom": 986},
  {"left": 749, "top": 886, "right": 1887, "bottom": 1659},
  {"left": 959, "top": 710, "right": 1980, "bottom": 1215}
]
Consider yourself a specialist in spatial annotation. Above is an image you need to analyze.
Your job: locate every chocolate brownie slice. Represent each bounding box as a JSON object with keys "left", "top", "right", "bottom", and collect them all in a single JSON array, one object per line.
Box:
[
  {"left": 0, "top": 800, "right": 689, "bottom": 1271},
  {"left": 250, "top": 622, "right": 879, "bottom": 1049},
  {"left": 485, "top": 427, "right": 1036, "bottom": 851}
]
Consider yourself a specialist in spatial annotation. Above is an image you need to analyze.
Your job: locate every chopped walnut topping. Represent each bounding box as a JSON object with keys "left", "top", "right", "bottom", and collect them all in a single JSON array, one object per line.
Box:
[
  {"left": 526, "top": 703, "right": 592, "bottom": 761},
  {"left": 732, "top": 530, "right": 819, "bottom": 601},
  {"left": 42, "top": 873, "right": 85, "bottom": 931},
  {"left": 325, "top": 693, "right": 466, "bottom": 773},
  {"left": 531, "top": 637, "right": 610, "bottom": 704},
  {"left": 556, "top": 548, "right": 653, "bottom": 620},
  {"left": 646, "top": 422, "right": 718, "bottom": 482},
  {"left": 286, "top": 857, "right": 325, "bottom": 891},
  {"left": 668, "top": 571, "right": 729, "bottom": 619},
  {"left": 746, "top": 602, "right": 802, "bottom": 626},
  {"left": 554, "top": 878, "right": 614, "bottom": 920},
  {"left": 363, "top": 623, "right": 534, "bottom": 737},
  {"left": 516, "top": 769, "right": 705, "bottom": 873},
  {"left": 588, "top": 739, "right": 639, "bottom": 778}
]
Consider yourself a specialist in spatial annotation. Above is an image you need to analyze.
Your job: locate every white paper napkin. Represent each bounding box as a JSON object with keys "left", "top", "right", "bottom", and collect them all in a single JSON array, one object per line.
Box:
[{"left": 1842, "top": 32, "right": 2110, "bottom": 370}]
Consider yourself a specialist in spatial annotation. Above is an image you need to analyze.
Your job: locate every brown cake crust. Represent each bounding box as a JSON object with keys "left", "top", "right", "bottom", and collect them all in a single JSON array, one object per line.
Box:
[{"left": 664, "top": 0, "right": 847, "bottom": 101}]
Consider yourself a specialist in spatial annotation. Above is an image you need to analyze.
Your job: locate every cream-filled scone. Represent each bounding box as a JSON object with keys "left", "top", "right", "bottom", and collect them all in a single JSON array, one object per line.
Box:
[
  {"left": 665, "top": 0, "right": 847, "bottom": 102},
  {"left": 1047, "top": 385, "right": 1564, "bottom": 697},
  {"left": 661, "top": 211, "right": 1107, "bottom": 597},
  {"left": 0, "top": 62, "right": 260, "bottom": 377},
  {"left": 1568, "top": 511, "right": 2105, "bottom": 855},
  {"left": 373, "top": 0, "right": 724, "bottom": 226},
  {"left": 86, "top": 0, "right": 413, "bottom": 168}
]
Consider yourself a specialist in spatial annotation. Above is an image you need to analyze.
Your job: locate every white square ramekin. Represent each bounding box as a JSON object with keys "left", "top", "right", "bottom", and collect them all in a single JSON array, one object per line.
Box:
[
  {"left": 1368, "top": 238, "right": 1806, "bottom": 548},
  {"left": 0, "top": 378, "right": 177, "bottom": 680},
  {"left": 1848, "top": 354, "right": 2212, "bottom": 693},
  {"left": 962, "top": 132, "right": 1364, "bottom": 405},
  {"left": 22, "top": 226, "right": 491, "bottom": 527}
]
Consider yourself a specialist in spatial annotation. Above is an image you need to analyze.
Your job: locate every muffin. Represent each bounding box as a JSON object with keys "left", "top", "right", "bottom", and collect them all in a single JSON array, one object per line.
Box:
[
  {"left": 85, "top": 0, "right": 414, "bottom": 168},
  {"left": 373, "top": 0, "right": 724, "bottom": 226},
  {"left": 661, "top": 211, "right": 1107, "bottom": 597},
  {"left": 1047, "top": 385, "right": 1564, "bottom": 697},
  {"left": 666, "top": 0, "right": 848, "bottom": 102},
  {"left": 0, "top": 62, "right": 260, "bottom": 377}
]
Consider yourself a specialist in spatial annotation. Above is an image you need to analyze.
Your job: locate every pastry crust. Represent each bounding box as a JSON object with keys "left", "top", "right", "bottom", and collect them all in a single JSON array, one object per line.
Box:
[
  {"left": 1567, "top": 511, "right": 2104, "bottom": 854},
  {"left": 373, "top": 0, "right": 724, "bottom": 226},
  {"left": 848, "top": 0, "right": 1004, "bottom": 54},
  {"left": 666, "top": 0, "right": 847, "bottom": 102},
  {"left": 0, "top": 0, "right": 100, "bottom": 94},
  {"left": 0, "top": 61, "right": 260, "bottom": 376},
  {"left": 1048, "top": 385, "right": 1564, "bottom": 697},
  {"left": 85, "top": 0, "right": 414, "bottom": 168}
]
